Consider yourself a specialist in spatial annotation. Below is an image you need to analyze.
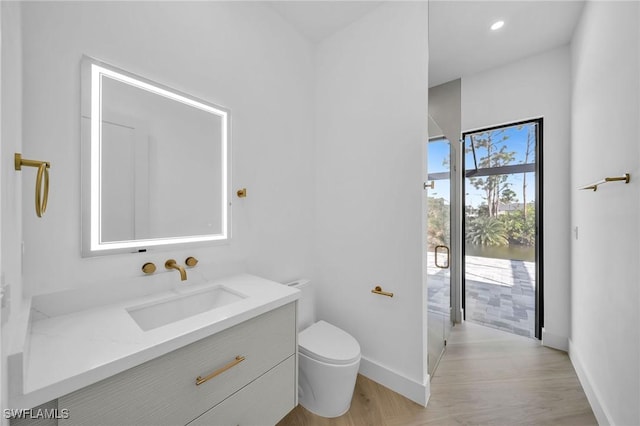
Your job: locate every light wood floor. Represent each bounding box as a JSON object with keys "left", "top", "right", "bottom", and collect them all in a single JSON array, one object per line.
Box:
[{"left": 278, "top": 322, "right": 597, "bottom": 425}]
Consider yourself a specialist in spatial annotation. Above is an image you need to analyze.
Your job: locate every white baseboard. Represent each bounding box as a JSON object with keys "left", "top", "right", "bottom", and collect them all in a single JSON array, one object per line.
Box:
[
  {"left": 358, "top": 356, "right": 430, "bottom": 406},
  {"left": 568, "top": 339, "right": 613, "bottom": 426},
  {"left": 541, "top": 328, "right": 568, "bottom": 352}
]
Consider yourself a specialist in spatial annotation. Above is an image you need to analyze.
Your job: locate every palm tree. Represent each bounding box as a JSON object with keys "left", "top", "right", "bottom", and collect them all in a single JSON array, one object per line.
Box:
[{"left": 466, "top": 217, "right": 508, "bottom": 246}]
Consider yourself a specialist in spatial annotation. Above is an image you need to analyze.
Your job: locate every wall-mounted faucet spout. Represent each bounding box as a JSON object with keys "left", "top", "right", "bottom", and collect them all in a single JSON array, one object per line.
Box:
[{"left": 165, "top": 259, "right": 187, "bottom": 281}]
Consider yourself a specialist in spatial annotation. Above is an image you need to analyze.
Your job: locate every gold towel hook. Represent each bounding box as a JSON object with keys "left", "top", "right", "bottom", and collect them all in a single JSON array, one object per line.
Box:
[{"left": 15, "top": 153, "right": 51, "bottom": 218}]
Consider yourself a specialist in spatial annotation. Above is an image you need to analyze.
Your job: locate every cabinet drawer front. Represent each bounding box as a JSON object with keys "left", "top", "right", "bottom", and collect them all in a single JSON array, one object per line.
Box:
[
  {"left": 188, "top": 355, "right": 296, "bottom": 426},
  {"left": 60, "top": 303, "right": 295, "bottom": 426}
]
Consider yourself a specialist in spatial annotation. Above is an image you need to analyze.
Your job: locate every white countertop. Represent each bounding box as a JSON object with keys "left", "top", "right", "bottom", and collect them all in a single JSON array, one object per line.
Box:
[{"left": 9, "top": 274, "right": 299, "bottom": 409}]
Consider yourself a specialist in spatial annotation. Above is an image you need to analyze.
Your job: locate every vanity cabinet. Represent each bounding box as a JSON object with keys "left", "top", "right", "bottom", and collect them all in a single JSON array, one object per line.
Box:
[
  {"left": 188, "top": 356, "right": 295, "bottom": 425},
  {"left": 59, "top": 303, "right": 296, "bottom": 426}
]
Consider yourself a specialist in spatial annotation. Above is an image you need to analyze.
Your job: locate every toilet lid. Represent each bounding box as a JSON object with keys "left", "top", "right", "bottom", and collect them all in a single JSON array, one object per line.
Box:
[{"left": 298, "top": 320, "right": 361, "bottom": 365}]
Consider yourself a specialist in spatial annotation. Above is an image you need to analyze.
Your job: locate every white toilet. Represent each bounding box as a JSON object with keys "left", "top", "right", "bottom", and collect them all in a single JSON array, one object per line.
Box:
[{"left": 286, "top": 280, "right": 361, "bottom": 418}]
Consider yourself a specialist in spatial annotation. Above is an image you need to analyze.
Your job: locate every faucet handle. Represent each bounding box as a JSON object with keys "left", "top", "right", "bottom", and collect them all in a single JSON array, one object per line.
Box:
[
  {"left": 185, "top": 256, "right": 198, "bottom": 267},
  {"left": 142, "top": 262, "right": 156, "bottom": 274}
]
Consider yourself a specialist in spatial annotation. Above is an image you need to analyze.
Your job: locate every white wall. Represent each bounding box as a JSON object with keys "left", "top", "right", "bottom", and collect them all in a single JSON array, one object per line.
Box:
[
  {"left": 19, "top": 2, "right": 315, "bottom": 297},
  {"left": 1, "top": 1, "right": 22, "bottom": 326},
  {"left": 462, "top": 46, "right": 572, "bottom": 350},
  {"left": 1, "top": 2, "right": 23, "bottom": 420},
  {"left": 314, "top": 2, "right": 430, "bottom": 405},
  {"left": 9, "top": 0, "right": 433, "bottom": 409},
  {"left": 429, "top": 79, "right": 461, "bottom": 145},
  {"left": 570, "top": 2, "right": 640, "bottom": 425},
  {"left": 0, "top": 3, "right": 4, "bottom": 419}
]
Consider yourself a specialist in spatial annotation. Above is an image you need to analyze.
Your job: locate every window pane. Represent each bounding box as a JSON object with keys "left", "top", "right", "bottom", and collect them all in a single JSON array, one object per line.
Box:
[{"left": 465, "top": 122, "right": 537, "bottom": 171}]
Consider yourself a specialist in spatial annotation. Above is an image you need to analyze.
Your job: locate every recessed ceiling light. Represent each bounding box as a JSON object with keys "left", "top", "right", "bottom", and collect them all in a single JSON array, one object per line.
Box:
[{"left": 491, "top": 20, "right": 505, "bottom": 31}]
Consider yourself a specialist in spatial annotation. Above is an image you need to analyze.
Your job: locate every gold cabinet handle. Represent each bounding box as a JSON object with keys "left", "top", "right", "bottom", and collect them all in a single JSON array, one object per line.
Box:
[
  {"left": 372, "top": 286, "right": 393, "bottom": 297},
  {"left": 196, "top": 355, "right": 245, "bottom": 386}
]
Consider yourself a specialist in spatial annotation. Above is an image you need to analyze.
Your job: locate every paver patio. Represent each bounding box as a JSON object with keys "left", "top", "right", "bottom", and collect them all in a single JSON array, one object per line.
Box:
[
  {"left": 427, "top": 253, "right": 536, "bottom": 339},
  {"left": 465, "top": 255, "right": 535, "bottom": 338}
]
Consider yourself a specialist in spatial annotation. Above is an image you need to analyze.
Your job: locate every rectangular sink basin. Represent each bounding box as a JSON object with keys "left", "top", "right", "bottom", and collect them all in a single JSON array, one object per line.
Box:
[{"left": 127, "top": 286, "right": 246, "bottom": 331}]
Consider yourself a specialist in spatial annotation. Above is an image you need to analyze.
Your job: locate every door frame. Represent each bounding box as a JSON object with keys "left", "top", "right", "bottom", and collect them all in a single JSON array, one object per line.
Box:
[{"left": 461, "top": 118, "right": 544, "bottom": 339}]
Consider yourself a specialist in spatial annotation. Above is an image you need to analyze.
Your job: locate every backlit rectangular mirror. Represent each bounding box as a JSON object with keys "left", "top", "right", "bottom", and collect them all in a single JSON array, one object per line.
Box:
[{"left": 81, "top": 56, "right": 230, "bottom": 256}]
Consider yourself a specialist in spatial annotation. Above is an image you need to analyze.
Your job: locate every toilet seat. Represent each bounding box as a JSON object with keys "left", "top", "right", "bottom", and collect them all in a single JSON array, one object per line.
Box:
[{"left": 299, "top": 320, "right": 361, "bottom": 365}]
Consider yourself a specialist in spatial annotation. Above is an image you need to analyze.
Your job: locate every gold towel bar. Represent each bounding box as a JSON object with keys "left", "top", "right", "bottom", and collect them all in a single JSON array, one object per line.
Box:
[
  {"left": 579, "top": 173, "right": 630, "bottom": 192},
  {"left": 196, "top": 355, "right": 245, "bottom": 386},
  {"left": 14, "top": 153, "right": 50, "bottom": 218},
  {"left": 372, "top": 286, "right": 393, "bottom": 298}
]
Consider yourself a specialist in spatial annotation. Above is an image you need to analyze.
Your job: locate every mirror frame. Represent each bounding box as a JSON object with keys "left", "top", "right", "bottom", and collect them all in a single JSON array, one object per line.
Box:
[{"left": 80, "top": 56, "right": 231, "bottom": 256}]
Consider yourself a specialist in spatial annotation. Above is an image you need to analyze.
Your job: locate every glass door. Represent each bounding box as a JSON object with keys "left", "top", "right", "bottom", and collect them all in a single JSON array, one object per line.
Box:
[
  {"left": 426, "top": 136, "right": 453, "bottom": 376},
  {"left": 462, "top": 119, "right": 541, "bottom": 339}
]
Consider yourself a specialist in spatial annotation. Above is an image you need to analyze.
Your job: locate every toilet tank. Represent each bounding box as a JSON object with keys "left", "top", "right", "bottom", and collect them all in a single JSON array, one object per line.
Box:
[{"left": 285, "top": 279, "right": 315, "bottom": 331}]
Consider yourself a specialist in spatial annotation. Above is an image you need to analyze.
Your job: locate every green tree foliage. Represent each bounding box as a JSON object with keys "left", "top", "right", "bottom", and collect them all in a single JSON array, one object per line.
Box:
[
  {"left": 500, "top": 188, "right": 518, "bottom": 204},
  {"left": 465, "top": 216, "right": 508, "bottom": 246},
  {"left": 499, "top": 205, "right": 536, "bottom": 246},
  {"left": 427, "top": 196, "right": 450, "bottom": 249},
  {"left": 465, "top": 204, "right": 536, "bottom": 247},
  {"left": 467, "top": 130, "right": 517, "bottom": 217}
]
